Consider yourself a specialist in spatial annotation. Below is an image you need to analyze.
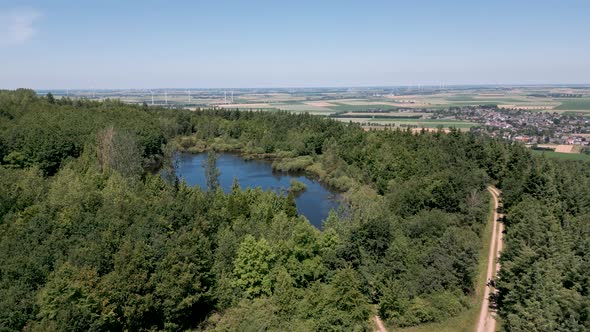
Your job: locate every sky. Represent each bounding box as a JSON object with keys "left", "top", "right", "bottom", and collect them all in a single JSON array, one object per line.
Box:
[{"left": 0, "top": 0, "right": 589, "bottom": 89}]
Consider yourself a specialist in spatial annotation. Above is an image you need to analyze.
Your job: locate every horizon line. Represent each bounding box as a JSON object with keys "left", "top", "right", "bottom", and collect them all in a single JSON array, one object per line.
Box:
[{"left": 24, "top": 83, "right": 590, "bottom": 91}]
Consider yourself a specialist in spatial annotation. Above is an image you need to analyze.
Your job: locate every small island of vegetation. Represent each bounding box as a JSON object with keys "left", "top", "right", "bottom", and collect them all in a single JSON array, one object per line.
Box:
[{"left": 289, "top": 179, "right": 307, "bottom": 194}]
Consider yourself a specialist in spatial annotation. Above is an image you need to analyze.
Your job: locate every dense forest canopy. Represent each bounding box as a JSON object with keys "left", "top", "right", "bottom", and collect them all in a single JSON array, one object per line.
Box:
[{"left": 0, "top": 89, "right": 588, "bottom": 331}]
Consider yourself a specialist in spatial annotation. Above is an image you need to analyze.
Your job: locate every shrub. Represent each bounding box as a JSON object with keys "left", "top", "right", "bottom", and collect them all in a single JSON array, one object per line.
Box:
[
  {"left": 289, "top": 179, "right": 307, "bottom": 194},
  {"left": 272, "top": 156, "right": 314, "bottom": 172}
]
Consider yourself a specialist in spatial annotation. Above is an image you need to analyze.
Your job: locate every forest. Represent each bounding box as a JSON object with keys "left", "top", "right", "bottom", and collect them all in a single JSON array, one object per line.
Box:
[{"left": 0, "top": 89, "right": 588, "bottom": 331}]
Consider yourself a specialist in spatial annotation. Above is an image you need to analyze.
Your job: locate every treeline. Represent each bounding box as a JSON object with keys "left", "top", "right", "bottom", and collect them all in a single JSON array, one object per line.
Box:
[
  {"left": 0, "top": 90, "right": 588, "bottom": 331},
  {"left": 495, "top": 158, "right": 590, "bottom": 331},
  {"left": 0, "top": 89, "right": 171, "bottom": 175}
]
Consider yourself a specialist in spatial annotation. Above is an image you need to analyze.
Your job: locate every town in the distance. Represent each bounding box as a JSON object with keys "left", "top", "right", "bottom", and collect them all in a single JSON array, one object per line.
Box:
[{"left": 41, "top": 85, "right": 590, "bottom": 161}]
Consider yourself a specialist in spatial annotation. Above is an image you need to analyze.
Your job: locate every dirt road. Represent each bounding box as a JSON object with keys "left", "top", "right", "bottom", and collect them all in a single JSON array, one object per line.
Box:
[
  {"left": 371, "top": 187, "right": 503, "bottom": 332},
  {"left": 476, "top": 186, "right": 504, "bottom": 332},
  {"left": 373, "top": 315, "right": 387, "bottom": 332}
]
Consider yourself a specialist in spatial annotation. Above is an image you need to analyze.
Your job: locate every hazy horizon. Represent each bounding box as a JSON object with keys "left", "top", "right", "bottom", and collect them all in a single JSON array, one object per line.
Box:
[
  {"left": 31, "top": 83, "right": 590, "bottom": 92},
  {"left": 2, "top": 0, "right": 589, "bottom": 89}
]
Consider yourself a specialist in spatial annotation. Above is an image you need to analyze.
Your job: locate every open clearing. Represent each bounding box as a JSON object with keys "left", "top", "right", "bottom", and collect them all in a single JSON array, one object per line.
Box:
[
  {"left": 369, "top": 118, "right": 477, "bottom": 129},
  {"left": 532, "top": 150, "right": 590, "bottom": 161},
  {"left": 554, "top": 145, "right": 575, "bottom": 153},
  {"left": 554, "top": 98, "right": 590, "bottom": 110},
  {"left": 536, "top": 144, "right": 580, "bottom": 153},
  {"left": 334, "top": 117, "right": 476, "bottom": 131}
]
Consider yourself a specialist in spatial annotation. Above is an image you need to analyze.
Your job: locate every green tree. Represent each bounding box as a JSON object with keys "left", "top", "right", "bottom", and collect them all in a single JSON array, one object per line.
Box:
[
  {"left": 328, "top": 266, "right": 371, "bottom": 328},
  {"left": 46, "top": 92, "right": 55, "bottom": 104},
  {"left": 232, "top": 235, "right": 275, "bottom": 298},
  {"left": 204, "top": 151, "right": 220, "bottom": 191}
]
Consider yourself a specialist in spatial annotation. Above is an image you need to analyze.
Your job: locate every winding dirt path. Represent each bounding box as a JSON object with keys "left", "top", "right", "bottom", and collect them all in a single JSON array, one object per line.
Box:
[
  {"left": 476, "top": 186, "right": 503, "bottom": 332},
  {"left": 371, "top": 187, "right": 503, "bottom": 332},
  {"left": 373, "top": 315, "right": 387, "bottom": 332}
]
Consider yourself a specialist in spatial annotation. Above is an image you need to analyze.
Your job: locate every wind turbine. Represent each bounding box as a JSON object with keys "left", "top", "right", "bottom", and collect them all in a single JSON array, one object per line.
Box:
[{"left": 149, "top": 90, "right": 154, "bottom": 105}]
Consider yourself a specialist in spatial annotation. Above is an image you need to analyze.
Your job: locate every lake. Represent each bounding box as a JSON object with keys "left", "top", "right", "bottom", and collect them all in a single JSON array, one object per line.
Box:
[{"left": 173, "top": 153, "right": 341, "bottom": 228}]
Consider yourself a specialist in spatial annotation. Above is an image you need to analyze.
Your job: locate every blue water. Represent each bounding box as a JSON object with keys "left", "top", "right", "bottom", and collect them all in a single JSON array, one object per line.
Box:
[{"left": 173, "top": 153, "right": 341, "bottom": 228}]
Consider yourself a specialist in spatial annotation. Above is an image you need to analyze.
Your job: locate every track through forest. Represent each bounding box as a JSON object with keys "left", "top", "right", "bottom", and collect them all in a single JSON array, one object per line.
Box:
[
  {"left": 374, "top": 187, "right": 504, "bottom": 332},
  {"left": 476, "top": 187, "right": 503, "bottom": 332},
  {"left": 373, "top": 315, "right": 387, "bottom": 332}
]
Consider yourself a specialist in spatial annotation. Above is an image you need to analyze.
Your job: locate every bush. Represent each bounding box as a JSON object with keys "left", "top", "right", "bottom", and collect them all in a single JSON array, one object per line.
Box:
[
  {"left": 271, "top": 156, "right": 314, "bottom": 172},
  {"left": 289, "top": 179, "right": 307, "bottom": 194},
  {"left": 305, "top": 162, "right": 327, "bottom": 178},
  {"left": 326, "top": 175, "right": 353, "bottom": 191}
]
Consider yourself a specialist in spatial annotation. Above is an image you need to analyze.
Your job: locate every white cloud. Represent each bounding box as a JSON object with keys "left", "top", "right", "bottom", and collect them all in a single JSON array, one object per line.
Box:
[{"left": 0, "top": 8, "right": 41, "bottom": 46}]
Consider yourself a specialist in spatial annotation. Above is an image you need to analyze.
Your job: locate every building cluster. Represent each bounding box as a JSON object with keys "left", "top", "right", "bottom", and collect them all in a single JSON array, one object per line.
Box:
[{"left": 436, "top": 106, "right": 590, "bottom": 145}]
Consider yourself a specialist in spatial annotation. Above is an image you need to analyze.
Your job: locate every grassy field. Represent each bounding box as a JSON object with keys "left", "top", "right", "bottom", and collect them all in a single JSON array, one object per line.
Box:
[
  {"left": 390, "top": 193, "right": 496, "bottom": 332},
  {"left": 554, "top": 98, "right": 590, "bottom": 110},
  {"left": 445, "top": 96, "right": 527, "bottom": 103},
  {"left": 368, "top": 118, "right": 477, "bottom": 129},
  {"left": 333, "top": 117, "right": 476, "bottom": 130},
  {"left": 341, "top": 112, "right": 428, "bottom": 117},
  {"left": 531, "top": 150, "right": 590, "bottom": 161},
  {"left": 63, "top": 86, "right": 590, "bottom": 114}
]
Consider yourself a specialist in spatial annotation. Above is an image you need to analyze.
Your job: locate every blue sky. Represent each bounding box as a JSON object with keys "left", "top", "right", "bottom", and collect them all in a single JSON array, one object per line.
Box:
[{"left": 0, "top": 0, "right": 589, "bottom": 88}]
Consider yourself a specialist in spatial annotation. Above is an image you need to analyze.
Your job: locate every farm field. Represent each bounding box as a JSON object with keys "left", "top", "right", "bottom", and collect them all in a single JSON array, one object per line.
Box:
[
  {"left": 532, "top": 150, "right": 590, "bottom": 161},
  {"left": 333, "top": 117, "right": 476, "bottom": 131},
  {"left": 210, "top": 88, "right": 590, "bottom": 114},
  {"left": 371, "top": 119, "right": 476, "bottom": 130},
  {"left": 553, "top": 98, "right": 590, "bottom": 110},
  {"left": 335, "top": 111, "right": 428, "bottom": 118},
  {"left": 40, "top": 85, "right": 590, "bottom": 114},
  {"left": 535, "top": 144, "right": 582, "bottom": 153}
]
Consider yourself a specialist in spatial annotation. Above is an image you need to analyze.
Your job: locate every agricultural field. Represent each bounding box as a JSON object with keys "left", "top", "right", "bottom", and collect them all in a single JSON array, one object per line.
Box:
[
  {"left": 212, "top": 87, "right": 590, "bottom": 114},
  {"left": 372, "top": 119, "right": 476, "bottom": 128},
  {"left": 44, "top": 86, "right": 590, "bottom": 132},
  {"left": 531, "top": 150, "right": 590, "bottom": 161},
  {"left": 553, "top": 98, "right": 590, "bottom": 110},
  {"left": 535, "top": 144, "right": 583, "bottom": 153},
  {"left": 333, "top": 117, "right": 476, "bottom": 131},
  {"left": 40, "top": 85, "right": 590, "bottom": 115}
]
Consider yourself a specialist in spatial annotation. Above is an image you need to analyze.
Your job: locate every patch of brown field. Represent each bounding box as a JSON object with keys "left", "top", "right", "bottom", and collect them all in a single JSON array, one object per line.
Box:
[
  {"left": 384, "top": 94, "right": 420, "bottom": 100},
  {"left": 554, "top": 145, "right": 575, "bottom": 153},
  {"left": 498, "top": 104, "right": 553, "bottom": 110},
  {"left": 344, "top": 112, "right": 426, "bottom": 117}
]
